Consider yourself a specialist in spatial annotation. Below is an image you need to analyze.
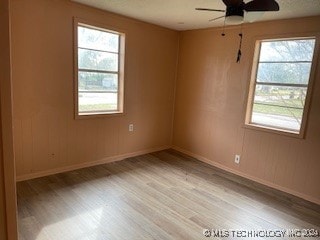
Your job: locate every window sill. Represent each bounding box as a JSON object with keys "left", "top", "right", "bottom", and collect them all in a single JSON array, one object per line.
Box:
[
  {"left": 75, "top": 111, "right": 124, "bottom": 119},
  {"left": 243, "top": 123, "right": 304, "bottom": 139}
]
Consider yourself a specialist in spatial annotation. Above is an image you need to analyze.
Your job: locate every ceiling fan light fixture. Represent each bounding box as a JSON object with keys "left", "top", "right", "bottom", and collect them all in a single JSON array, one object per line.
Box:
[
  {"left": 225, "top": 5, "right": 244, "bottom": 25},
  {"left": 225, "top": 15, "right": 244, "bottom": 25}
]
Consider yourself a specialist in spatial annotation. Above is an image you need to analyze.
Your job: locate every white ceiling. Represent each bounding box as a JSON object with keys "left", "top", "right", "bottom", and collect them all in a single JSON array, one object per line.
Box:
[{"left": 72, "top": 0, "right": 320, "bottom": 30}]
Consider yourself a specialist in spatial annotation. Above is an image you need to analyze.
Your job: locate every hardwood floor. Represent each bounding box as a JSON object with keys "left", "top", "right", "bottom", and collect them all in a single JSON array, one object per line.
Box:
[{"left": 17, "top": 150, "right": 320, "bottom": 240}]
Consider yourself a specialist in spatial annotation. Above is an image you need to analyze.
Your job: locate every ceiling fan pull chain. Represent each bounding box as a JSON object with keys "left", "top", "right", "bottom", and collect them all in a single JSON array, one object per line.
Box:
[
  {"left": 236, "top": 28, "right": 243, "bottom": 63},
  {"left": 221, "top": 18, "right": 226, "bottom": 36}
]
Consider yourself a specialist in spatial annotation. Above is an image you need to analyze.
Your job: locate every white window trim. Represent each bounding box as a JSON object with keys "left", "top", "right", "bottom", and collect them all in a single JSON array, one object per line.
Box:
[
  {"left": 73, "top": 18, "right": 126, "bottom": 119},
  {"left": 244, "top": 33, "right": 319, "bottom": 138}
]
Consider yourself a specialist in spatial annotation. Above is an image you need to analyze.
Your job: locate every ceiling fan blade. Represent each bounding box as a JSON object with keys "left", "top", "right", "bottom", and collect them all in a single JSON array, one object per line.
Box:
[
  {"left": 244, "top": 0, "right": 279, "bottom": 11},
  {"left": 222, "top": 0, "right": 243, "bottom": 7},
  {"left": 209, "top": 16, "right": 226, "bottom": 22},
  {"left": 195, "top": 8, "right": 225, "bottom": 12}
]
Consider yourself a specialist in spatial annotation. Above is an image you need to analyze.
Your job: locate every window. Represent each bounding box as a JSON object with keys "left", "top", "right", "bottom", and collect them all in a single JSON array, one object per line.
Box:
[
  {"left": 75, "top": 21, "right": 125, "bottom": 116},
  {"left": 245, "top": 37, "right": 317, "bottom": 136}
]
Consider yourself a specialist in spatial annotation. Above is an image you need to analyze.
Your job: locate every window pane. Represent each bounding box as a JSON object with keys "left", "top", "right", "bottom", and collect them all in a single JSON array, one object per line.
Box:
[
  {"left": 252, "top": 105, "right": 302, "bottom": 132},
  {"left": 259, "top": 39, "right": 315, "bottom": 62},
  {"left": 79, "top": 72, "right": 118, "bottom": 91},
  {"left": 251, "top": 85, "right": 307, "bottom": 132},
  {"left": 78, "top": 49, "right": 118, "bottom": 72},
  {"left": 79, "top": 92, "right": 118, "bottom": 112},
  {"left": 76, "top": 23, "right": 124, "bottom": 116},
  {"left": 78, "top": 26, "right": 119, "bottom": 52},
  {"left": 257, "top": 62, "right": 312, "bottom": 85},
  {"left": 254, "top": 85, "right": 307, "bottom": 108}
]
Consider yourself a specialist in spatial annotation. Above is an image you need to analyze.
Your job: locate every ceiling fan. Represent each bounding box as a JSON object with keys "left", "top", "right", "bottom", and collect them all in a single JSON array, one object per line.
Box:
[{"left": 196, "top": 0, "right": 280, "bottom": 25}]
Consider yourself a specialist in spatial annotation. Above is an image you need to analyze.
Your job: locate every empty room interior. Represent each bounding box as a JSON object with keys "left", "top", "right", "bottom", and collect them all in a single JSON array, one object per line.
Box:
[{"left": 1, "top": 0, "right": 320, "bottom": 239}]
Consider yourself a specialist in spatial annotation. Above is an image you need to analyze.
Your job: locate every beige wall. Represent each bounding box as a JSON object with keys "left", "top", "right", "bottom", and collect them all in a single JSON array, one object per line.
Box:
[
  {"left": 173, "top": 16, "right": 320, "bottom": 204},
  {"left": 11, "top": 0, "right": 179, "bottom": 180},
  {"left": 0, "top": 0, "right": 18, "bottom": 239},
  {"left": 10, "top": 0, "right": 320, "bottom": 205}
]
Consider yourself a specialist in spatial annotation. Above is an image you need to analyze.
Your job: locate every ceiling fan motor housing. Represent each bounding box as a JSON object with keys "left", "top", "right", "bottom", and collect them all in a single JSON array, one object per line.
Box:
[{"left": 226, "top": 6, "right": 244, "bottom": 17}]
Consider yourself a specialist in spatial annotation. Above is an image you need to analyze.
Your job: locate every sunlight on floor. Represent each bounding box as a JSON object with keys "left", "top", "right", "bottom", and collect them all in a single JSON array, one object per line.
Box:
[{"left": 36, "top": 207, "right": 104, "bottom": 240}]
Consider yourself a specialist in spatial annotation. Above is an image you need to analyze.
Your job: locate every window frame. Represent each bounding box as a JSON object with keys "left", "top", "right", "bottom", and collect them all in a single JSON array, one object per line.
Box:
[
  {"left": 244, "top": 34, "right": 319, "bottom": 138},
  {"left": 73, "top": 18, "right": 126, "bottom": 119}
]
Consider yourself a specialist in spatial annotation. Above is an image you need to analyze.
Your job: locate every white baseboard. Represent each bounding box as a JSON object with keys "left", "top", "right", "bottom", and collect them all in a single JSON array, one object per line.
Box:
[
  {"left": 171, "top": 145, "right": 320, "bottom": 206},
  {"left": 16, "top": 146, "right": 170, "bottom": 182}
]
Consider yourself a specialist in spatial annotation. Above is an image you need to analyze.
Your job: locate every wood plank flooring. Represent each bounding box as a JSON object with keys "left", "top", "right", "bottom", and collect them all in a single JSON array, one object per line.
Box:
[{"left": 17, "top": 150, "right": 320, "bottom": 240}]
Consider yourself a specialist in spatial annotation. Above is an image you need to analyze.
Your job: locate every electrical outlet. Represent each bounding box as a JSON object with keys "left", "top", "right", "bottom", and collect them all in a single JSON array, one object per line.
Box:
[
  {"left": 129, "top": 124, "right": 134, "bottom": 132},
  {"left": 235, "top": 155, "right": 240, "bottom": 164}
]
